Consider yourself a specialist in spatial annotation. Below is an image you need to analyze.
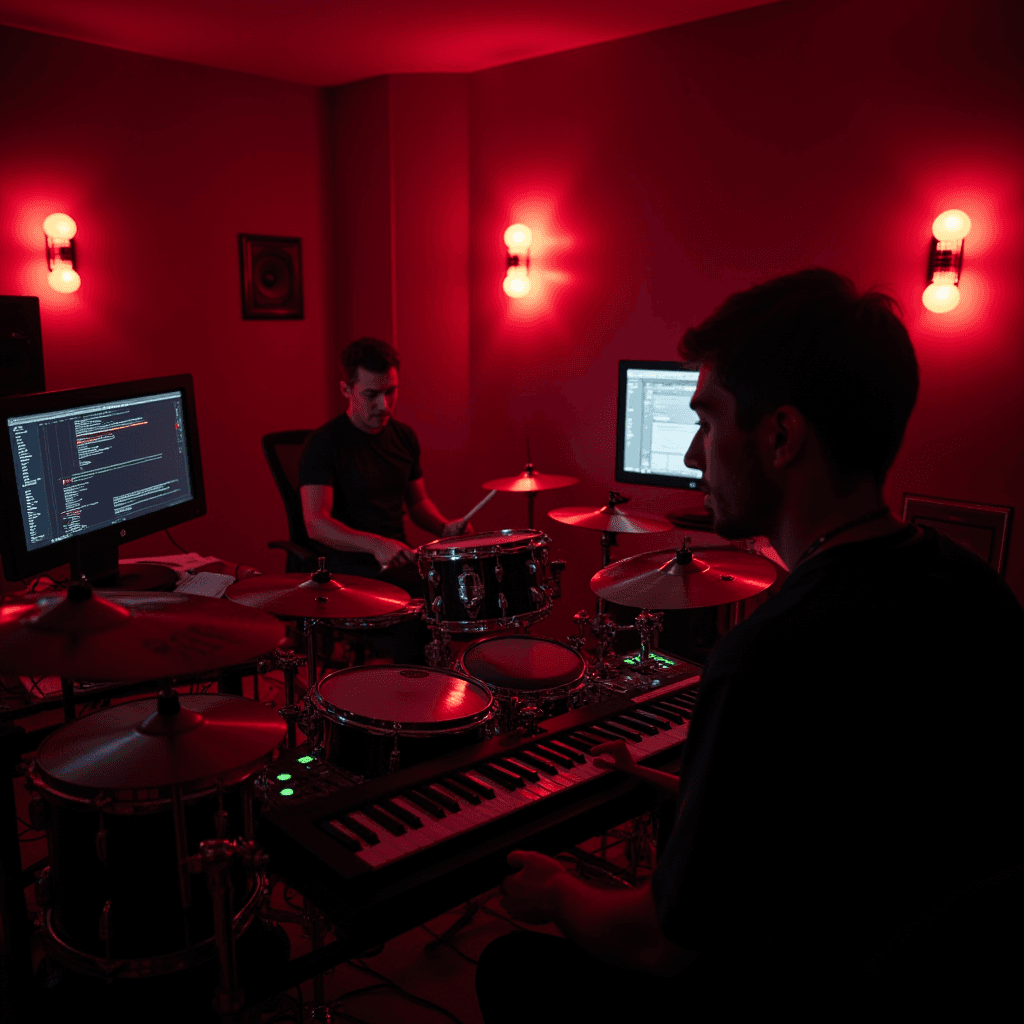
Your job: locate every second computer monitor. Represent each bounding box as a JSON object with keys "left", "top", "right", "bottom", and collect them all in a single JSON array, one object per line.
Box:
[{"left": 615, "top": 360, "right": 702, "bottom": 490}]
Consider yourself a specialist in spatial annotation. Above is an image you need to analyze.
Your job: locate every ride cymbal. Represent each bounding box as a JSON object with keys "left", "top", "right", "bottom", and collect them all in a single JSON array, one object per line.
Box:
[
  {"left": 590, "top": 546, "right": 776, "bottom": 609},
  {"left": 0, "top": 585, "right": 286, "bottom": 681},
  {"left": 483, "top": 466, "right": 579, "bottom": 493},
  {"left": 226, "top": 569, "right": 410, "bottom": 620},
  {"left": 35, "top": 693, "right": 285, "bottom": 791},
  {"left": 548, "top": 505, "right": 675, "bottom": 534}
]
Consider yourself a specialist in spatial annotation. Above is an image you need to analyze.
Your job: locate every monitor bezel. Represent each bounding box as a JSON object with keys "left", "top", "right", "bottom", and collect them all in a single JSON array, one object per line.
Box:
[
  {"left": 0, "top": 373, "right": 206, "bottom": 582},
  {"left": 614, "top": 359, "right": 701, "bottom": 491}
]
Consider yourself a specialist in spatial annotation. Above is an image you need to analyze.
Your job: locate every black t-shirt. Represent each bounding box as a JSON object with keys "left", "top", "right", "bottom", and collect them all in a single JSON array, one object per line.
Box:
[
  {"left": 652, "top": 526, "right": 1023, "bottom": 982},
  {"left": 298, "top": 415, "right": 422, "bottom": 565}
]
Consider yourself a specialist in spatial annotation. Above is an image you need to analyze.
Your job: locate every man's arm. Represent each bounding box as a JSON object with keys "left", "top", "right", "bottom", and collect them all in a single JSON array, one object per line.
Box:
[
  {"left": 404, "top": 478, "right": 469, "bottom": 537},
  {"left": 300, "top": 484, "right": 414, "bottom": 569},
  {"left": 501, "top": 851, "right": 695, "bottom": 976}
]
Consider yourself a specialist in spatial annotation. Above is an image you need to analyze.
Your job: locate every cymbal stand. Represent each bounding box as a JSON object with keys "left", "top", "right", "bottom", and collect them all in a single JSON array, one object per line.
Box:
[
  {"left": 273, "top": 647, "right": 307, "bottom": 749},
  {"left": 303, "top": 898, "right": 333, "bottom": 1023},
  {"left": 424, "top": 601, "right": 452, "bottom": 670},
  {"left": 634, "top": 609, "right": 664, "bottom": 682}
]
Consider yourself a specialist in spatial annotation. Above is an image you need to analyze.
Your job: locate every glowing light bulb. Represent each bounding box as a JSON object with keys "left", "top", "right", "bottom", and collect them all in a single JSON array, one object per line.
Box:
[
  {"left": 503, "top": 223, "right": 532, "bottom": 255},
  {"left": 922, "top": 281, "right": 960, "bottom": 313},
  {"left": 43, "top": 213, "right": 78, "bottom": 241},
  {"left": 503, "top": 266, "right": 531, "bottom": 297},
  {"left": 931, "top": 209, "right": 971, "bottom": 242},
  {"left": 48, "top": 262, "right": 81, "bottom": 294}
]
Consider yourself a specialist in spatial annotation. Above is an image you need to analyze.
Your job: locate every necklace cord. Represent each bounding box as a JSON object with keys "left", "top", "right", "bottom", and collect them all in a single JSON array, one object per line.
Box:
[{"left": 795, "top": 506, "right": 892, "bottom": 567}]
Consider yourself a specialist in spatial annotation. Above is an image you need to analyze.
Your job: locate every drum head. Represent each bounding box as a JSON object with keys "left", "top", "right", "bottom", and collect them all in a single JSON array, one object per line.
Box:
[
  {"left": 461, "top": 636, "right": 584, "bottom": 691},
  {"left": 316, "top": 665, "right": 493, "bottom": 729},
  {"left": 420, "top": 529, "right": 545, "bottom": 554}
]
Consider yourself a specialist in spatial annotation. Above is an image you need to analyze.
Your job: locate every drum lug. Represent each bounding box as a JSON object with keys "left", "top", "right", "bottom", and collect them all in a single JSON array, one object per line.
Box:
[
  {"left": 494, "top": 557, "right": 504, "bottom": 583},
  {"left": 530, "top": 586, "right": 545, "bottom": 607},
  {"left": 427, "top": 568, "right": 440, "bottom": 588},
  {"left": 497, "top": 592, "right": 509, "bottom": 623},
  {"left": 457, "top": 570, "right": 485, "bottom": 619},
  {"left": 549, "top": 560, "right": 566, "bottom": 599},
  {"left": 526, "top": 561, "right": 538, "bottom": 574}
]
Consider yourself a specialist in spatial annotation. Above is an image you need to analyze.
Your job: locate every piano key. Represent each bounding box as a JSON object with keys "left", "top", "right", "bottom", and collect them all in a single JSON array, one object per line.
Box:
[
  {"left": 437, "top": 778, "right": 482, "bottom": 805},
  {"left": 404, "top": 790, "right": 447, "bottom": 818},
  {"left": 513, "top": 750, "right": 559, "bottom": 774},
  {"left": 322, "top": 819, "right": 362, "bottom": 852},
  {"left": 362, "top": 805, "right": 407, "bottom": 836},
  {"left": 336, "top": 814, "right": 380, "bottom": 846},
  {"left": 646, "top": 704, "right": 684, "bottom": 724},
  {"left": 452, "top": 771, "right": 497, "bottom": 799},
  {"left": 573, "top": 731, "right": 608, "bottom": 747},
  {"left": 474, "top": 763, "right": 524, "bottom": 790},
  {"left": 585, "top": 724, "right": 639, "bottom": 743},
  {"left": 597, "top": 721, "right": 644, "bottom": 742},
  {"left": 614, "top": 715, "right": 659, "bottom": 735},
  {"left": 378, "top": 798, "right": 423, "bottom": 829},
  {"left": 499, "top": 758, "right": 541, "bottom": 783},
  {"left": 544, "top": 740, "right": 586, "bottom": 763},
  {"left": 631, "top": 709, "right": 672, "bottom": 728},
  {"left": 555, "top": 735, "right": 596, "bottom": 755},
  {"left": 420, "top": 785, "right": 460, "bottom": 812},
  {"left": 532, "top": 744, "right": 575, "bottom": 768}
]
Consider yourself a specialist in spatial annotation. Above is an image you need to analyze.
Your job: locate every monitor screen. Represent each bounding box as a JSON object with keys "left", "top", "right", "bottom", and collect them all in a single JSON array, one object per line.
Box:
[
  {"left": 0, "top": 375, "right": 205, "bottom": 582},
  {"left": 615, "top": 360, "right": 702, "bottom": 490}
]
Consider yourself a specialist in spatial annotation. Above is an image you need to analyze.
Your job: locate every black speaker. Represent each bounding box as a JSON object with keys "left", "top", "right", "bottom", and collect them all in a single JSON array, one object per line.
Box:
[{"left": 0, "top": 296, "right": 45, "bottom": 397}]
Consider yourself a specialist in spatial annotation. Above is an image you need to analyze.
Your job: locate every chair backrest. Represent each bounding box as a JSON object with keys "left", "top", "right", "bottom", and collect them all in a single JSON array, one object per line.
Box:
[{"left": 262, "top": 429, "right": 313, "bottom": 544}]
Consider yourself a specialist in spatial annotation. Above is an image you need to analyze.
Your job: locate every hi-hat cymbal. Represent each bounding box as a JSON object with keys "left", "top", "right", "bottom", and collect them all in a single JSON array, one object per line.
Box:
[
  {"left": 548, "top": 505, "right": 675, "bottom": 534},
  {"left": 483, "top": 466, "right": 579, "bottom": 493},
  {"left": 0, "top": 586, "right": 286, "bottom": 681},
  {"left": 590, "top": 547, "right": 776, "bottom": 609},
  {"left": 35, "top": 693, "right": 285, "bottom": 791},
  {"left": 226, "top": 570, "right": 410, "bottom": 620}
]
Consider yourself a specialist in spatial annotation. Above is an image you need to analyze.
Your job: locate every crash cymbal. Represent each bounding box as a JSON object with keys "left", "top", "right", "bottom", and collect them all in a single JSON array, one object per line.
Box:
[
  {"left": 548, "top": 505, "right": 675, "bottom": 534},
  {"left": 0, "top": 585, "right": 286, "bottom": 681},
  {"left": 590, "top": 546, "right": 776, "bottom": 609},
  {"left": 35, "top": 692, "right": 285, "bottom": 791},
  {"left": 483, "top": 464, "right": 579, "bottom": 493},
  {"left": 226, "top": 568, "right": 410, "bottom": 620}
]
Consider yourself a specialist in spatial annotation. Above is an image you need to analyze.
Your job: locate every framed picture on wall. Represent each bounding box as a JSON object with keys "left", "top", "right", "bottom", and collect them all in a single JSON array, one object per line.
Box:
[
  {"left": 901, "top": 493, "right": 1013, "bottom": 575},
  {"left": 238, "top": 234, "right": 303, "bottom": 320}
]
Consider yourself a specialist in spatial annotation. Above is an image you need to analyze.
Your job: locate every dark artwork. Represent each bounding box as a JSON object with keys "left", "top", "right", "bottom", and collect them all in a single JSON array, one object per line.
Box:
[{"left": 238, "top": 234, "right": 303, "bottom": 320}]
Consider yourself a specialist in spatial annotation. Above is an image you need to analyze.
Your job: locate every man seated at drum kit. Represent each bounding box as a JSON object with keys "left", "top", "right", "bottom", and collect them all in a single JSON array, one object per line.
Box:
[
  {"left": 476, "top": 269, "right": 1023, "bottom": 1019},
  {"left": 299, "top": 337, "right": 469, "bottom": 662}
]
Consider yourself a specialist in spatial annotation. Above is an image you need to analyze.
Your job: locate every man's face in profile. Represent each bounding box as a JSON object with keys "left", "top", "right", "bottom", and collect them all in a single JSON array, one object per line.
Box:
[
  {"left": 342, "top": 366, "right": 399, "bottom": 434},
  {"left": 684, "top": 364, "right": 780, "bottom": 539}
]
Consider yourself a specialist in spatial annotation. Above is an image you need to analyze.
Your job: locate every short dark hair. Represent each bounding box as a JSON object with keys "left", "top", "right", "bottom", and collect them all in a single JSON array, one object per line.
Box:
[
  {"left": 679, "top": 269, "right": 919, "bottom": 488},
  {"left": 340, "top": 337, "right": 400, "bottom": 383}
]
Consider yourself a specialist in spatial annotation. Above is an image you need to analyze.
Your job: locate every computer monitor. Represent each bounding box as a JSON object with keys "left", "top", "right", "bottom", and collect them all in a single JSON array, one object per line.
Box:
[
  {"left": 0, "top": 374, "right": 206, "bottom": 584},
  {"left": 615, "top": 360, "right": 702, "bottom": 490}
]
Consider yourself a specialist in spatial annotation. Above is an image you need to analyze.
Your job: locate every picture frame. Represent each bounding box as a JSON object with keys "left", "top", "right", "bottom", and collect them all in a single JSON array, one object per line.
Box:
[
  {"left": 238, "top": 234, "right": 303, "bottom": 320},
  {"left": 901, "top": 493, "right": 1013, "bottom": 575}
]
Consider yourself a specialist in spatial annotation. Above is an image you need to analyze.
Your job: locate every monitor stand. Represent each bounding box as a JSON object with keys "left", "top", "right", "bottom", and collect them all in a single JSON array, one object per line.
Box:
[{"left": 68, "top": 541, "right": 178, "bottom": 592}]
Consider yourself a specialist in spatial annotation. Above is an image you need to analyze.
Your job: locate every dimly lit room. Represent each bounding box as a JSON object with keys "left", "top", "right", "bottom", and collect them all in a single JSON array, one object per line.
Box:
[{"left": 1, "top": 0, "right": 1021, "bottom": 1020}]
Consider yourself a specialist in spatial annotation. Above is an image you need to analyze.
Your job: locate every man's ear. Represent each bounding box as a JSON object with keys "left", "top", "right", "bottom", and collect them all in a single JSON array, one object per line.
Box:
[
  {"left": 767, "top": 405, "right": 807, "bottom": 470},
  {"left": 339, "top": 379, "right": 351, "bottom": 401}
]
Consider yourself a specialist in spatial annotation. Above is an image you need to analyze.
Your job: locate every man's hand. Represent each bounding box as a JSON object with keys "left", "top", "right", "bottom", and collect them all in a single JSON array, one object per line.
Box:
[
  {"left": 500, "top": 850, "right": 569, "bottom": 924},
  {"left": 441, "top": 519, "right": 475, "bottom": 538},
  {"left": 373, "top": 538, "right": 416, "bottom": 571},
  {"left": 590, "top": 739, "right": 637, "bottom": 773}
]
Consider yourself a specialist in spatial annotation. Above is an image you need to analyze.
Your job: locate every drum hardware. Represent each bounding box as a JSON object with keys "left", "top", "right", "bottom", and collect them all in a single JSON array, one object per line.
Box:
[
  {"left": 425, "top": 615, "right": 453, "bottom": 670},
  {"left": 272, "top": 647, "right": 308, "bottom": 748},
  {"left": 388, "top": 724, "right": 402, "bottom": 772},
  {"left": 302, "top": 898, "right": 333, "bottom": 1023},
  {"left": 482, "top": 442, "right": 579, "bottom": 529},
  {"left": 634, "top": 609, "right": 665, "bottom": 679}
]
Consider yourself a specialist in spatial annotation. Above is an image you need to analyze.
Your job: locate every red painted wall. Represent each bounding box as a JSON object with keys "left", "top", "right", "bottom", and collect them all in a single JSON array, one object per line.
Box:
[
  {"left": 0, "top": 27, "right": 333, "bottom": 581},
  {"left": 464, "top": 0, "right": 1024, "bottom": 634}
]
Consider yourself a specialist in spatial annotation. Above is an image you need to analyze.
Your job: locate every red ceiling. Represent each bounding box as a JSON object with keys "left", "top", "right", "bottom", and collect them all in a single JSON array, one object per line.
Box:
[{"left": 0, "top": 0, "right": 780, "bottom": 86}]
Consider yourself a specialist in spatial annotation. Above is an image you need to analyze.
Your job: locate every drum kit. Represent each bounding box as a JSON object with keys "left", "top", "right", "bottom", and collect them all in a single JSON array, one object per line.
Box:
[{"left": 0, "top": 462, "right": 777, "bottom": 1015}]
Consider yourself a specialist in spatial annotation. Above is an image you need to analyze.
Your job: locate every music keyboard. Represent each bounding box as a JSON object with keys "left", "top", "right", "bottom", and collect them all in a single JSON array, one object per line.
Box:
[{"left": 259, "top": 675, "right": 699, "bottom": 939}]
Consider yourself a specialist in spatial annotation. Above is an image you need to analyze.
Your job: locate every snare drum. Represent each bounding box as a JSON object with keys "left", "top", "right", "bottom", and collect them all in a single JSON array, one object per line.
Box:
[
  {"left": 457, "top": 635, "right": 587, "bottom": 730},
  {"left": 312, "top": 665, "right": 494, "bottom": 778},
  {"left": 418, "top": 529, "right": 556, "bottom": 632}
]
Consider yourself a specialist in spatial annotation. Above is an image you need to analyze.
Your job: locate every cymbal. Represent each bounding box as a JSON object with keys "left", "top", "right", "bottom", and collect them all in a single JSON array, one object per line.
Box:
[
  {"left": 0, "top": 586, "right": 286, "bottom": 681},
  {"left": 548, "top": 505, "right": 675, "bottom": 534},
  {"left": 35, "top": 693, "right": 285, "bottom": 791},
  {"left": 483, "top": 466, "right": 579, "bottom": 493},
  {"left": 226, "top": 570, "right": 410, "bottom": 620},
  {"left": 590, "top": 547, "right": 776, "bottom": 609}
]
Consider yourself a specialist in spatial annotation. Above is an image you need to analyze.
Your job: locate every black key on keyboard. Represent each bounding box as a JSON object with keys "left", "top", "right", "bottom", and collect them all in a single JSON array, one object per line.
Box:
[
  {"left": 544, "top": 740, "right": 585, "bottom": 763},
  {"left": 615, "top": 715, "right": 658, "bottom": 735},
  {"left": 557, "top": 735, "right": 596, "bottom": 754},
  {"left": 322, "top": 819, "right": 361, "bottom": 852},
  {"left": 362, "top": 805, "right": 407, "bottom": 836},
  {"left": 336, "top": 814, "right": 380, "bottom": 846},
  {"left": 647, "top": 704, "right": 684, "bottom": 724},
  {"left": 574, "top": 731, "right": 608, "bottom": 747},
  {"left": 514, "top": 750, "right": 559, "bottom": 774},
  {"left": 438, "top": 778, "right": 483, "bottom": 805},
  {"left": 452, "top": 772, "right": 496, "bottom": 799},
  {"left": 406, "top": 790, "right": 447, "bottom": 818},
  {"left": 474, "top": 763, "right": 524, "bottom": 790},
  {"left": 532, "top": 744, "right": 574, "bottom": 769},
  {"left": 588, "top": 723, "right": 642, "bottom": 743},
  {"left": 631, "top": 709, "right": 672, "bottom": 728},
  {"left": 378, "top": 798, "right": 423, "bottom": 829},
  {"left": 499, "top": 758, "right": 540, "bottom": 783}
]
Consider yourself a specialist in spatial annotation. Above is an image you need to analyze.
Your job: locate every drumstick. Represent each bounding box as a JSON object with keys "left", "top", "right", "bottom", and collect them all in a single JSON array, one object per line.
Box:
[{"left": 460, "top": 489, "right": 497, "bottom": 525}]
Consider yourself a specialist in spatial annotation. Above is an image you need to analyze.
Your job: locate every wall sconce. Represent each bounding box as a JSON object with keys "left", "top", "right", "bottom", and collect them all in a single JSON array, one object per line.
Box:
[
  {"left": 503, "top": 223, "right": 532, "bottom": 298},
  {"left": 922, "top": 209, "right": 971, "bottom": 313},
  {"left": 43, "top": 213, "right": 81, "bottom": 294}
]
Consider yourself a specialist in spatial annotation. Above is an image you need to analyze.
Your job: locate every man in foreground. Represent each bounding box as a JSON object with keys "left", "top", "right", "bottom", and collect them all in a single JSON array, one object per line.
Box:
[{"left": 476, "top": 269, "right": 1022, "bottom": 1018}]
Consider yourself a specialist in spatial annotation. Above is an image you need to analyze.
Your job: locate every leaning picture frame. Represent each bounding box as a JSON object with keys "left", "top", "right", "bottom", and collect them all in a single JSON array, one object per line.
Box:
[{"left": 901, "top": 493, "right": 1013, "bottom": 575}]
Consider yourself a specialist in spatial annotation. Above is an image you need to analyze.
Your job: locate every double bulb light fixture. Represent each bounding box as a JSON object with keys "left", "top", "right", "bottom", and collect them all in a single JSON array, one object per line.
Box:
[
  {"left": 503, "top": 223, "right": 532, "bottom": 297},
  {"left": 922, "top": 209, "right": 971, "bottom": 313},
  {"left": 44, "top": 213, "right": 81, "bottom": 293}
]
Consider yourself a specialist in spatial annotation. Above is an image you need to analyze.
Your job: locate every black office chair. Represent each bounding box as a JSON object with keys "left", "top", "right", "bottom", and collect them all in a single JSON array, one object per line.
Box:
[{"left": 262, "top": 429, "right": 316, "bottom": 573}]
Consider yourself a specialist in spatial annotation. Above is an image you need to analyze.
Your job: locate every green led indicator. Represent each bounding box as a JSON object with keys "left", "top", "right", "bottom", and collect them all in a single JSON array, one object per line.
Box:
[
  {"left": 279, "top": 788, "right": 295, "bottom": 797},
  {"left": 297, "top": 756, "right": 314, "bottom": 764},
  {"left": 623, "top": 652, "right": 674, "bottom": 669},
  {"left": 276, "top": 773, "right": 292, "bottom": 781}
]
